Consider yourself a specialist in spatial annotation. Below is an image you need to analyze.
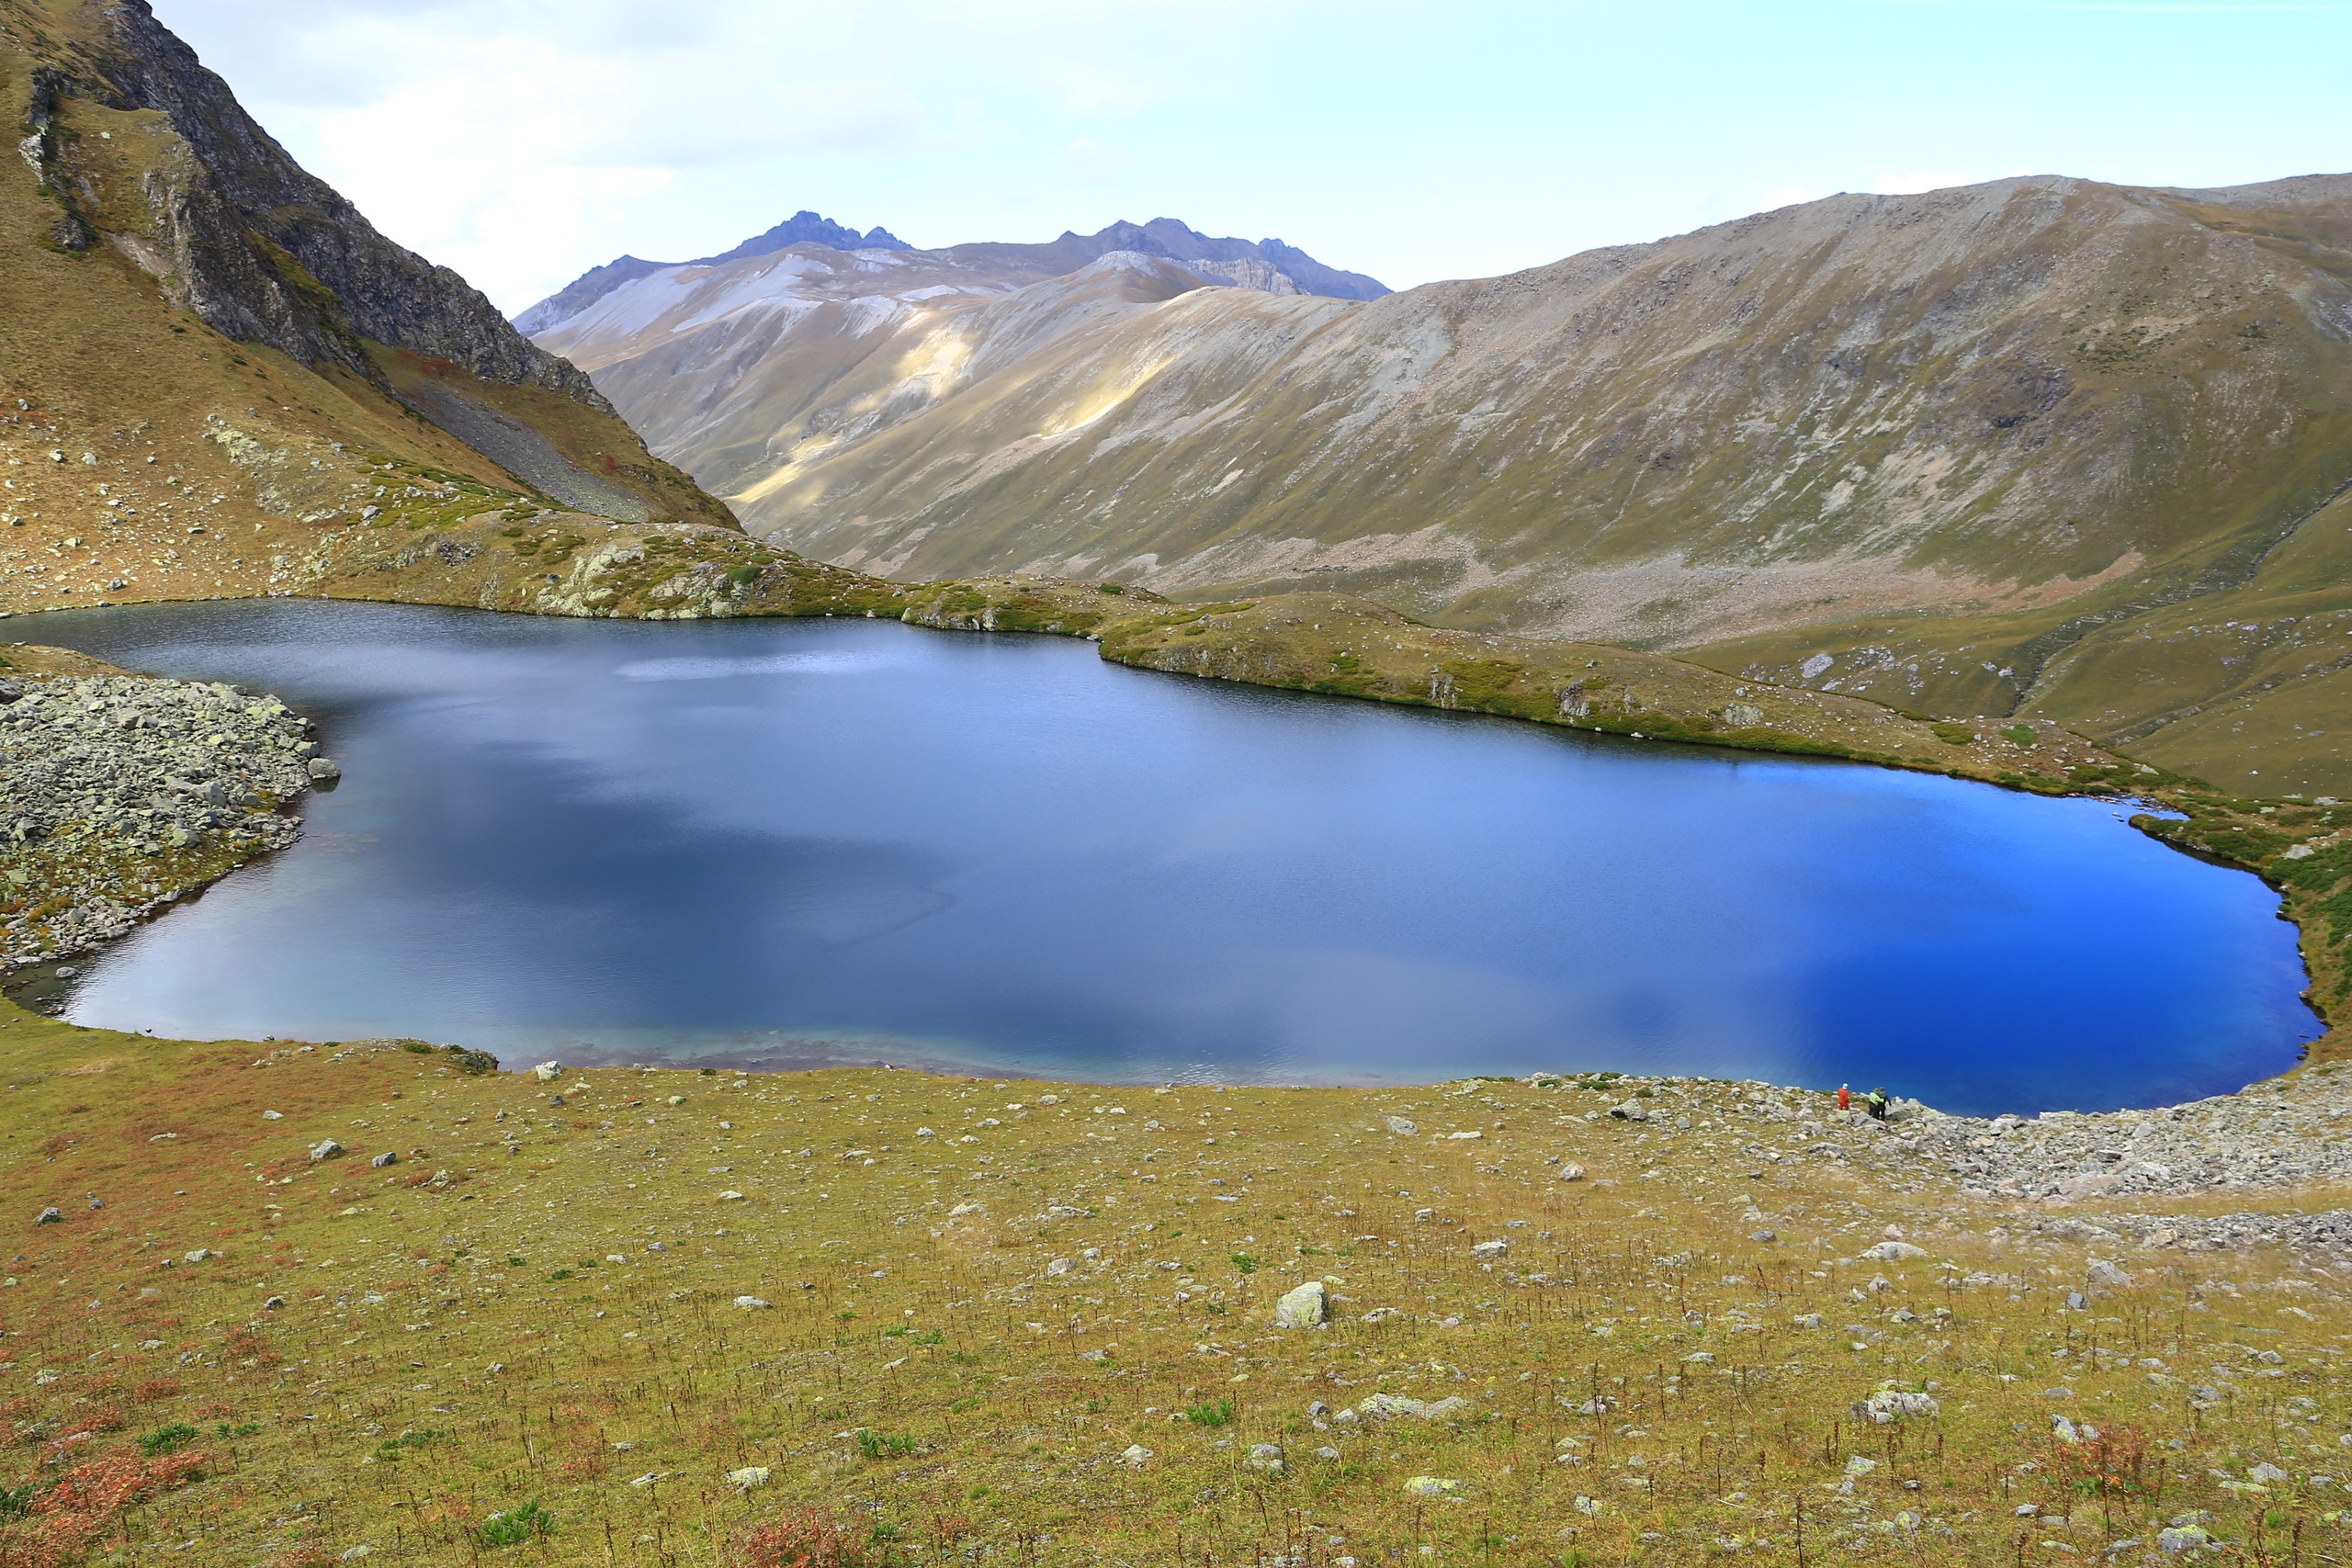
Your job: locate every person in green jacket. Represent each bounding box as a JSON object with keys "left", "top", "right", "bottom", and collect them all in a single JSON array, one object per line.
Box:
[{"left": 1865, "top": 1087, "right": 1889, "bottom": 1122}]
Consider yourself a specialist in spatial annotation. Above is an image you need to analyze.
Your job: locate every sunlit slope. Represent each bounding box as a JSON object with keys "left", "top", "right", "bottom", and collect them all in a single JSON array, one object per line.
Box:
[{"left": 568, "top": 174, "right": 2352, "bottom": 788}]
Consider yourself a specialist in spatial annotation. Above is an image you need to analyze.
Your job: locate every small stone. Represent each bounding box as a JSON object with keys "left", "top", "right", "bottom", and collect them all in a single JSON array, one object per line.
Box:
[
  {"left": 370, "top": 1152, "right": 398, "bottom": 1168},
  {"left": 1750, "top": 1229, "right": 1778, "bottom": 1243},
  {"left": 1402, "top": 1476, "right": 1461, "bottom": 1498},
  {"left": 186, "top": 1248, "right": 214, "bottom": 1263},
  {"left": 309, "top": 1139, "right": 345, "bottom": 1162},
  {"left": 1361, "top": 1306, "right": 1401, "bottom": 1324},
  {"left": 717, "top": 1190, "right": 746, "bottom": 1202},
  {"left": 533, "top": 1062, "right": 564, "bottom": 1082},
  {"left": 1273, "top": 1280, "right": 1328, "bottom": 1329},
  {"left": 1860, "top": 1240, "right": 1927, "bottom": 1261},
  {"left": 1855, "top": 1390, "right": 1939, "bottom": 1424},
  {"left": 262, "top": 1110, "right": 284, "bottom": 1121},
  {"left": 726, "top": 1465, "right": 770, "bottom": 1489},
  {"left": 1117, "top": 1444, "right": 1151, "bottom": 1467},
  {"left": 306, "top": 757, "right": 341, "bottom": 780},
  {"left": 733, "top": 1295, "right": 772, "bottom": 1310},
  {"left": 2086, "top": 1258, "right": 2133, "bottom": 1290},
  {"left": 263, "top": 1295, "right": 285, "bottom": 1311},
  {"left": 34, "top": 1207, "right": 62, "bottom": 1225},
  {"left": 1245, "top": 1442, "right": 1284, "bottom": 1472},
  {"left": 1469, "top": 1239, "right": 1508, "bottom": 1258},
  {"left": 1610, "top": 1100, "right": 1649, "bottom": 1122},
  {"left": 1557, "top": 1162, "right": 1585, "bottom": 1181},
  {"left": 1384, "top": 1116, "right": 1418, "bottom": 1135},
  {"left": 1357, "top": 1393, "right": 1468, "bottom": 1421}
]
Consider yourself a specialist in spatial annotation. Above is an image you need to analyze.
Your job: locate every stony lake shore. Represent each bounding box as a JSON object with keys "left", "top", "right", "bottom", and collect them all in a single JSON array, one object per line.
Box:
[{"left": 0, "top": 644, "right": 334, "bottom": 971}]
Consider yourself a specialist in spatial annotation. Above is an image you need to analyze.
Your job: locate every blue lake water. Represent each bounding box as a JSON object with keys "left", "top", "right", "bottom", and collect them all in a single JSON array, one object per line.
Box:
[{"left": 27, "top": 600, "right": 2320, "bottom": 1112}]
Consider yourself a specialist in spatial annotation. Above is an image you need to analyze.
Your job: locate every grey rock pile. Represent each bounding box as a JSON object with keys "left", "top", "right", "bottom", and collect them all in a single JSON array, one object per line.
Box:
[
  {"left": 1, "top": 672, "right": 322, "bottom": 965},
  {"left": 1905, "top": 1072, "right": 2352, "bottom": 1201},
  {"left": 1553, "top": 1066, "right": 2352, "bottom": 1203}
]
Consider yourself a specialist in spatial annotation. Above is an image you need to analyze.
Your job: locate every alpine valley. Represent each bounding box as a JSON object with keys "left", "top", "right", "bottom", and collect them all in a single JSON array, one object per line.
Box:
[{"left": 6, "top": 3, "right": 2352, "bottom": 1563}]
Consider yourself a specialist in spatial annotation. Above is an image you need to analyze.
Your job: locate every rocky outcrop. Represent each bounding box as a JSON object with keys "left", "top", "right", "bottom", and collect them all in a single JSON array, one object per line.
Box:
[{"left": 696, "top": 209, "right": 910, "bottom": 265}]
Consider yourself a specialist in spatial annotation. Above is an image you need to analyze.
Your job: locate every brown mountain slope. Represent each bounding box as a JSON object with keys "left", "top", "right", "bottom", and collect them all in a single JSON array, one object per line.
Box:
[
  {"left": 0, "top": 0, "right": 729, "bottom": 615},
  {"left": 555, "top": 175, "right": 2352, "bottom": 793}
]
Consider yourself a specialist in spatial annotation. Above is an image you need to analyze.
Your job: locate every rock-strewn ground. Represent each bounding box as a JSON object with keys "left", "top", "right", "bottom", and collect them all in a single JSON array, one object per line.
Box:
[
  {"left": 1582, "top": 1067, "right": 2352, "bottom": 1202},
  {"left": 0, "top": 648, "right": 325, "bottom": 968}
]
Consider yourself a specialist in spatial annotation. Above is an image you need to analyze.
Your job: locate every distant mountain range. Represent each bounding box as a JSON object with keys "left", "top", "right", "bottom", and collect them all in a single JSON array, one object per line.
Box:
[
  {"left": 531, "top": 174, "right": 2352, "bottom": 795},
  {"left": 513, "top": 215, "right": 1388, "bottom": 335}
]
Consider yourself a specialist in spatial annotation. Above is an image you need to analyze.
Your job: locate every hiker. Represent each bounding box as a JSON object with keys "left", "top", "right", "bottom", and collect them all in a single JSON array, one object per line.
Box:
[
  {"left": 1837, "top": 1084, "right": 1850, "bottom": 1111},
  {"left": 1866, "top": 1087, "right": 1889, "bottom": 1122}
]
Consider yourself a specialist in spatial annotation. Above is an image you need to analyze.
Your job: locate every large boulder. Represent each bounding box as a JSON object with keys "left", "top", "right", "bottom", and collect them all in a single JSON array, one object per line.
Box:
[{"left": 1273, "top": 1280, "right": 1327, "bottom": 1328}]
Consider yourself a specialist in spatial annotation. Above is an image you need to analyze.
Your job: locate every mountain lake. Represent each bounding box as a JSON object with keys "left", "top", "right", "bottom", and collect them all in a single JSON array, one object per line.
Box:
[{"left": 23, "top": 600, "right": 2321, "bottom": 1115}]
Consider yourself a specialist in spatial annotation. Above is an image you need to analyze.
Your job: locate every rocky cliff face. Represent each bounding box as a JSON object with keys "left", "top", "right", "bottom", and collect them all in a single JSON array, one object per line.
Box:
[
  {"left": 0, "top": 0, "right": 735, "bottom": 607},
  {"left": 551, "top": 173, "right": 2352, "bottom": 792},
  {"left": 21, "top": 0, "right": 606, "bottom": 404}
]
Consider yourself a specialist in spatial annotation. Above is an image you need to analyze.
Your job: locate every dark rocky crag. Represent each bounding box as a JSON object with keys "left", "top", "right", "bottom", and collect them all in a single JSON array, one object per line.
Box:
[{"left": 17, "top": 0, "right": 606, "bottom": 406}]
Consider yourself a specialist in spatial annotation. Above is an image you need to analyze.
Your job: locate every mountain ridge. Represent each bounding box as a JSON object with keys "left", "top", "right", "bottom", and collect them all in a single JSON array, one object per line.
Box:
[{"left": 513, "top": 214, "right": 1387, "bottom": 335}]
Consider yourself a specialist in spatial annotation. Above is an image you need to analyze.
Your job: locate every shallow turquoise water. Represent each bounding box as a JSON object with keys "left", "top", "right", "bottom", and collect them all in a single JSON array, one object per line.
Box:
[{"left": 31, "top": 600, "right": 2319, "bottom": 1112}]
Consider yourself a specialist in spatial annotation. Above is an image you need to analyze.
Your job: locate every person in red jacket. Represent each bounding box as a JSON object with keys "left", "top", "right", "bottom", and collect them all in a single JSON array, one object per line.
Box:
[{"left": 1837, "top": 1084, "right": 1850, "bottom": 1111}]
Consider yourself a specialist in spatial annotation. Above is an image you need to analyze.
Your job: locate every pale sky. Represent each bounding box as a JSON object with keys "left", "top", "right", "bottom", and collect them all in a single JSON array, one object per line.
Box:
[{"left": 153, "top": 0, "right": 2352, "bottom": 315}]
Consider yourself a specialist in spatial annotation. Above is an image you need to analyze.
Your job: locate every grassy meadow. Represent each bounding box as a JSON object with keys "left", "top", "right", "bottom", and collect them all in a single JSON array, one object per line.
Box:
[{"left": 2, "top": 999, "right": 2349, "bottom": 1566}]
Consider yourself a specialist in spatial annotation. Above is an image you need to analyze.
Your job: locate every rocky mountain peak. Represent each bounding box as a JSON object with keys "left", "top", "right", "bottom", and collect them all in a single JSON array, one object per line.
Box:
[{"left": 1052, "top": 218, "right": 1388, "bottom": 300}]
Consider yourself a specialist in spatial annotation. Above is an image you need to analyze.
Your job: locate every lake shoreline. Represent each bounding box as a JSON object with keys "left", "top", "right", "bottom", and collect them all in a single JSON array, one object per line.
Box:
[
  {"left": 5, "top": 593, "right": 2333, "bottom": 1136},
  {"left": 13, "top": 553, "right": 2346, "bottom": 1077}
]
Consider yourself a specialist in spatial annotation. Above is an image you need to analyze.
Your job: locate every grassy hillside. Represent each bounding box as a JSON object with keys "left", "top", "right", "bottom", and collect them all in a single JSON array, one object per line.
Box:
[{"left": 550, "top": 175, "right": 2352, "bottom": 793}]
